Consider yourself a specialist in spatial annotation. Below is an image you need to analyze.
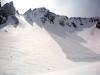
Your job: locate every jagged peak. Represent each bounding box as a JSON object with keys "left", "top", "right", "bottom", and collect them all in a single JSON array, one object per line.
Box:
[
  {"left": 0, "top": 1, "right": 19, "bottom": 25},
  {"left": 23, "top": 7, "right": 100, "bottom": 32},
  {"left": 1, "top": 1, "right": 16, "bottom": 15}
]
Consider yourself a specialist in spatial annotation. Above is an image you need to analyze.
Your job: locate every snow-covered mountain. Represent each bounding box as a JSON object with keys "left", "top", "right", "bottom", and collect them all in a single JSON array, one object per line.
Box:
[
  {"left": 23, "top": 7, "right": 100, "bottom": 32},
  {"left": 23, "top": 7, "right": 100, "bottom": 61},
  {"left": 0, "top": 1, "right": 100, "bottom": 75}
]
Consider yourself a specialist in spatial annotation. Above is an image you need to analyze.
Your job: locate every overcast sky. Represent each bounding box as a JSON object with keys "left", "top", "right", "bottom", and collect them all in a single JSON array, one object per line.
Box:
[{"left": 2, "top": 0, "right": 100, "bottom": 17}]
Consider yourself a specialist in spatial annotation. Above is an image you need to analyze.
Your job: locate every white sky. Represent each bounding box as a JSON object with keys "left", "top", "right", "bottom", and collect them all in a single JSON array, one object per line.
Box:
[{"left": 2, "top": 0, "right": 100, "bottom": 17}]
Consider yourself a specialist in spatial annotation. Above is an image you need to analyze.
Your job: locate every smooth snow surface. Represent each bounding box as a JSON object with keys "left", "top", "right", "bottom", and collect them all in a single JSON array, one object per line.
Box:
[{"left": 0, "top": 16, "right": 100, "bottom": 75}]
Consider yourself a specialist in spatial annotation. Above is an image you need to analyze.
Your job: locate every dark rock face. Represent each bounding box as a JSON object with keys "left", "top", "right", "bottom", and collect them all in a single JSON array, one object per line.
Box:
[
  {"left": 24, "top": 8, "right": 34, "bottom": 25},
  {"left": 11, "top": 15, "right": 19, "bottom": 25},
  {"left": 0, "top": 16, "right": 7, "bottom": 24},
  {"left": 40, "top": 11, "right": 55, "bottom": 24},
  {"left": 0, "top": 2, "right": 1, "bottom": 7},
  {"left": 96, "top": 21, "right": 100, "bottom": 29},
  {"left": 71, "top": 22, "right": 77, "bottom": 28},
  {"left": 0, "top": 1, "right": 16, "bottom": 24},
  {"left": 46, "top": 12, "right": 55, "bottom": 24},
  {"left": 34, "top": 7, "right": 56, "bottom": 24},
  {"left": 0, "top": 1, "right": 16, "bottom": 17},
  {"left": 59, "top": 20, "right": 65, "bottom": 26}
]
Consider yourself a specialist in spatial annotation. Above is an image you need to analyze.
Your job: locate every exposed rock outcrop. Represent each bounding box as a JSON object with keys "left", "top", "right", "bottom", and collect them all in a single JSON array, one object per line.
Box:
[
  {"left": 96, "top": 21, "right": 100, "bottom": 29},
  {"left": 0, "top": 1, "right": 19, "bottom": 25}
]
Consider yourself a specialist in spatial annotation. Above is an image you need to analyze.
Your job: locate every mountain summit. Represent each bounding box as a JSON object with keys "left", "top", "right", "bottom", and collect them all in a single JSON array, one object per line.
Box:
[
  {"left": 0, "top": 1, "right": 18, "bottom": 25},
  {"left": 24, "top": 7, "right": 100, "bottom": 32}
]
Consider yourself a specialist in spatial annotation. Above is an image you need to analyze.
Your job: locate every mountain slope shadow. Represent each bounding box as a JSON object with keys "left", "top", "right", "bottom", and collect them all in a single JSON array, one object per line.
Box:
[
  {"left": 34, "top": 22, "right": 100, "bottom": 62},
  {"left": 23, "top": 7, "right": 100, "bottom": 62}
]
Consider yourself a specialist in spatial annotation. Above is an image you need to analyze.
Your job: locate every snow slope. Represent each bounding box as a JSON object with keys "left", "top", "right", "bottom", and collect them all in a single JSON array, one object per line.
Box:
[
  {"left": 0, "top": 16, "right": 83, "bottom": 75},
  {"left": 0, "top": 15, "right": 100, "bottom": 75},
  {"left": 38, "top": 61, "right": 100, "bottom": 75}
]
